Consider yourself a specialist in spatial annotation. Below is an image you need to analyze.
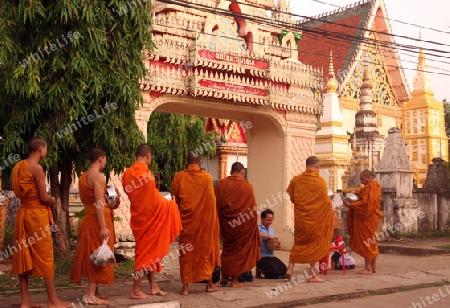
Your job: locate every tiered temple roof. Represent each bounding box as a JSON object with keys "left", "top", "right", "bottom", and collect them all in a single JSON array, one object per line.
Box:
[{"left": 297, "top": 0, "right": 410, "bottom": 103}]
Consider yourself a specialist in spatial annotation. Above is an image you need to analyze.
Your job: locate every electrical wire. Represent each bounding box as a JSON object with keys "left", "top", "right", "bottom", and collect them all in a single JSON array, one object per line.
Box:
[
  {"left": 307, "top": 0, "right": 450, "bottom": 35},
  {"left": 302, "top": 30, "right": 450, "bottom": 73},
  {"left": 151, "top": 21, "right": 450, "bottom": 78},
  {"left": 155, "top": 0, "right": 450, "bottom": 59},
  {"left": 154, "top": 0, "right": 450, "bottom": 74}
]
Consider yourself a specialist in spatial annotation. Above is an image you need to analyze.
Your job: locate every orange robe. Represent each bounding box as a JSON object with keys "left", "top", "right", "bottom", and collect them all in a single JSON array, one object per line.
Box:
[
  {"left": 287, "top": 169, "right": 333, "bottom": 264},
  {"left": 171, "top": 165, "right": 220, "bottom": 284},
  {"left": 12, "top": 160, "right": 54, "bottom": 278},
  {"left": 214, "top": 175, "right": 261, "bottom": 277},
  {"left": 122, "top": 162, "right": 182, "bottom": 273},
  {"left": 347, "top": 180, "right": 383, "bottom": 259},
  {"left": 70, "top": 172, "right": 115, "bottom": 285}
]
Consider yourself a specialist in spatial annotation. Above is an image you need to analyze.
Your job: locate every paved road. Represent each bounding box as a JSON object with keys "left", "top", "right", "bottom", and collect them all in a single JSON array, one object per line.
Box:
[
  {"left": 307, "top": 286, "right": 450, "bottom": 308},
  {"left": 2, "top": 242, "right": 450, "bottom": 307}
]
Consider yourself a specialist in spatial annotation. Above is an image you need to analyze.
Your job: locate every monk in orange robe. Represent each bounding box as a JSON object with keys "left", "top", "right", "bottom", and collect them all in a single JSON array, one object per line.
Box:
[
  {"left": 12, "top": 137, "right": 71, "bottom": 308},
  {"left": 215, "top": 162, "right": 261, "bottom": 287},
  {"left": 343, "top": 169, "right": 382, "bottom": 274},
  {"left": 122, "top": 144, "right": 182, "bottom": 299},
  {"left": 71, "top": 147, "right": 116, "bottom": 305},
  {"left": 171, "top": 151, "right": 221, "bottom": 295},
  {"left": 285, "top": 156, "right": 333, "bottom": 282}
]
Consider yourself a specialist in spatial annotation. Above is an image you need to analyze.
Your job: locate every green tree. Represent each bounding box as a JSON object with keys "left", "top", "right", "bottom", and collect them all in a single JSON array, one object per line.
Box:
[
  {"left": 0, "top": 0, "right": 153, "bottom": 254},
  {"left": 147, "top": 112, "right": 218, "bottom": 190}
]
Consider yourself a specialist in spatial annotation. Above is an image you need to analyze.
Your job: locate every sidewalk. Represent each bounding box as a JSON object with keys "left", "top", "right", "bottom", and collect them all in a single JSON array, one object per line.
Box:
[{"left": 1, "top": 238, "right": 450, "bottom": 307}]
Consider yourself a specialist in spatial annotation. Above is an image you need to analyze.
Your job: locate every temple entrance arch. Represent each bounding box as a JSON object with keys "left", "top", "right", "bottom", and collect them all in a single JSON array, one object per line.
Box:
[
  {"left": 137, "top": 95, "right": 296, "bottom": 247},
  {"left": 145, "top": 0, "right": 326, "bottom": 248}
]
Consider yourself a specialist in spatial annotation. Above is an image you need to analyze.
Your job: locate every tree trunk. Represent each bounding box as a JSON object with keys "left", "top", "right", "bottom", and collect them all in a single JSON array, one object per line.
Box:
[{"left": 50, "top": 152, "right": 72, "bottom": 256}]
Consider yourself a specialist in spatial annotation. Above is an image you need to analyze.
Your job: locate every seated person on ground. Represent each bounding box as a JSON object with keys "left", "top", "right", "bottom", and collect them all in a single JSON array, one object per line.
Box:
[{"left": 256, "top": 209, "right": 287, "bottom": 279}]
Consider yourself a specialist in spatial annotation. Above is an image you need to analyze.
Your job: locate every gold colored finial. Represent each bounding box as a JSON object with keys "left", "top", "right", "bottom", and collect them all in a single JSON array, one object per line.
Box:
[
  {"left": 418, "top": 47, "right": 426, "bottom": 64},
  {"left": 418, "top": 30, "right": 426, "bottom": 64},
  {"left": 326, "top": 50, "right": 337, "bottom": 93}
]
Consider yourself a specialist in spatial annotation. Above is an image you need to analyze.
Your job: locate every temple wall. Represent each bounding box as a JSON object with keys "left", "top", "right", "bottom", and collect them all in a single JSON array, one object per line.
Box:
[
  {"left": 413, "top": 191, "right": 438, "bottom": 232},
  {"left": 381, "top": 189, "right": 450, "bottom": 234}
]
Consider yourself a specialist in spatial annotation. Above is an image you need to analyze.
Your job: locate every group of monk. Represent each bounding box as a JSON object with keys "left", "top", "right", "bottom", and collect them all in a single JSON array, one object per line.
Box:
[
  {"left": 11, "top": 138, "right": 262, "bottom": 307},
  {"left": 285, "top": 156, "right": 383, "bottom": 282},
  {"left": 11, "top": 137, "right": 382, "bottom": 307}
]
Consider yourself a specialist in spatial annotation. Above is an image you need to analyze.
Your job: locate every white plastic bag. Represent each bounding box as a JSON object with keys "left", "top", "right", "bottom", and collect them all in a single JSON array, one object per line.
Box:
[{"left": 90, "top": 239, "right": 115, "bottom": 267}]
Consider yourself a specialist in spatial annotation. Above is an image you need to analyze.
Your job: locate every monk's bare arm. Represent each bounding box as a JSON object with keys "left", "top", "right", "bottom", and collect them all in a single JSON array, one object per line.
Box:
[
  {"left": 259, "top": 232, "right": 275, "bottom": 239},
  {"left": 93, "top": 172, "right": 110, "bottom": 240},
  {"left": 28, "top": 162, "right": 56, "bottom": 206}
]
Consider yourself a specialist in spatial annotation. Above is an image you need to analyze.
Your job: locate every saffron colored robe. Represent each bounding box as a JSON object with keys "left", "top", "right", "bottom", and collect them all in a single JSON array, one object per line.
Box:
[
  {"left": 122, "top": 162, "right": 182, "bottom": 272},
  {"left": 347, "top": 180, "right": 383, "bottom": 259},
  {"left": 12, "top": 160, "right": 55, "bottom": 278},
  {"left": 215, "top": 175, "right": 261, "bottom": 277},
  {"left": 287, "top": 169, "right": 333, "bottom": 264},
  {"left": 70, "top": 172, "right": 115, "bottom": 285},
  {"left": 171, "top": 165, "right": 221, "bottom": 284}
]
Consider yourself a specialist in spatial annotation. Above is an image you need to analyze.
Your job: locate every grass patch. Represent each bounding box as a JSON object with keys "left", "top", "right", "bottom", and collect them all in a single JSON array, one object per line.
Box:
[
  {"left": 114, "top": 258, "right": 135, "bottom": 281},
  {"left": 0, "top": 249, "right": 135, "bottom": 295},
  {"left": 436, "top": 245, "right": 450, "bottom": 250}
]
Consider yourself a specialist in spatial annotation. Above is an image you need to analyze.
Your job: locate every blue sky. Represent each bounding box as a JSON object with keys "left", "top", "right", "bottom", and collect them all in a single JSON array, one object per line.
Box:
[{"left": 289, "top": 0, "right": 450, "bottom": 102}]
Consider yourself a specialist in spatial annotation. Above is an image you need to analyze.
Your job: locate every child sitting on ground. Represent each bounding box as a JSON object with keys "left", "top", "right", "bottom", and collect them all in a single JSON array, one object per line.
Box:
[
  {"left": 255, "top": 209, "right": 287, "bottom": 279},
  {"left": 330, "top": 228, "right": 346, "bottom": 270}
]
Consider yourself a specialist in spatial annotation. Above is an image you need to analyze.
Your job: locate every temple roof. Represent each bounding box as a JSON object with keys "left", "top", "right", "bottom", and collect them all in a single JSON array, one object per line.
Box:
[{"left": 297, "top": 0, "right": 411, "bottom": 103}]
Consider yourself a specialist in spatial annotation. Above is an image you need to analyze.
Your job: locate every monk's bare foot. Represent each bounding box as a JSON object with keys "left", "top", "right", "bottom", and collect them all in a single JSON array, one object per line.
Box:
[
  {"left": 20, "top": 302, "right": 44, "bottom": 308},
  {"left": 130, "top": 290, "right": 152, "bottom": 299},
  {"left": 357, "top": 269, "right": 372, "bottom": 275},
  {"left": 285, "top": 271, "right": 292, "bottom": 281},
  {"left": 206, "top": 284, "right": 220, "bottom": 292},
  {"left": 47, "top": 299, "right": 73, "bottom": 308},
  {"left": 83, "top": 296, "right": 109, "bottom": 305},
  {"left": 220, "top": 279, "right": 228, "bottom": 286},
  {"left": 180, "top": 286, "right": 189, "bottom": 296},
  {"left": 308, "top": 276, "right": 325, "bottom": 283},
  {"left": 230, "top": 281, "right": 245, "bottom": 287},
  {"left": 150, "top": 288, "right": 167, "bottom": 296},
  {"left": 95, "top": 290, "right": 108, "bottom": 299}
]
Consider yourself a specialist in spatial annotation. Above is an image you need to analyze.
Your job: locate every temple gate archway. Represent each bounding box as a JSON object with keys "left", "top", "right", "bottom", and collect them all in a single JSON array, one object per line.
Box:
[{"left": 128, "top": 0, "right": 326, "bottom": 248}]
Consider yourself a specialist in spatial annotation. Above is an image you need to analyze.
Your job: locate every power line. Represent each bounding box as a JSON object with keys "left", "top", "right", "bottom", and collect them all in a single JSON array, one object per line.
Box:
[
  {"left": 155, "top": 0, "right": 450, "bottom": 60},
  {"left": 307, "top": 0, "right": 450, "bottom": 36},
  {"left": 152, "top": 0, "right": 450, "bottom": 79},
  {"left": 151, "top": 20, "right": 450, "bottom": 78},
  {"left": 302, "top": 30, "right": 450, "bottom": 72}
]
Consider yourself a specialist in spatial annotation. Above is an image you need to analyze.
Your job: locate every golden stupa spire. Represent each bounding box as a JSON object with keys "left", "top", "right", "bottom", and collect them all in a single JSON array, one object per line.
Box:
[
  {"left": 418, "top": 29, "right": 425, "bottom": 64},
  {"left": 413, "top": 30, "right": 432, "bottom": 92},
  {"left": 326, "top": 50, "right": 338, "bottom": 93}
]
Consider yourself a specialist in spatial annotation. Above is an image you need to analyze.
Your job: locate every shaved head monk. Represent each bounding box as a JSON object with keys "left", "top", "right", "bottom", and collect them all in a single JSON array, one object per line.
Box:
[
  {"left": 172, "top": 150, "right": 221, "bottom": 295},
  {"left": 122, "top": 144, "right": 182, "bottom": 298},
  {"left": 343, "top": 169, "right": 382, "bottom": 274},
  {"left": 12, "top": 137, "right": 71, "bottom": 308},
  {"left": 285, "top": 156, "right": 333, "bottom": 282},
  {"left": 71, "top": 147, "right": 116, "bottom": 305},
  {"left": 215, "top": 162, "right": 261, "bottom": 287}
]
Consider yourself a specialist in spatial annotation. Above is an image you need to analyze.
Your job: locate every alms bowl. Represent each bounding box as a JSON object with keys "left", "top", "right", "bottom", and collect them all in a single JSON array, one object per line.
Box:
[
  {"left": 327, "top": 189, "right": 334, "bottom": 200},
  {"left": 344, "top": 193, "right": 360, "bottom": 202},
  {"left": 105, "top": 186, "right": 119, "bottom": 209},
  {"left": 159, "top": 191, "right": 172, "bottom": 201}
]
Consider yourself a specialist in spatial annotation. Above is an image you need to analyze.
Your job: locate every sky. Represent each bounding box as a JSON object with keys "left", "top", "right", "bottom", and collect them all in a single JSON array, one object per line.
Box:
[{"left": 289, "top": 0, "right": 450, "bottom": 102}]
